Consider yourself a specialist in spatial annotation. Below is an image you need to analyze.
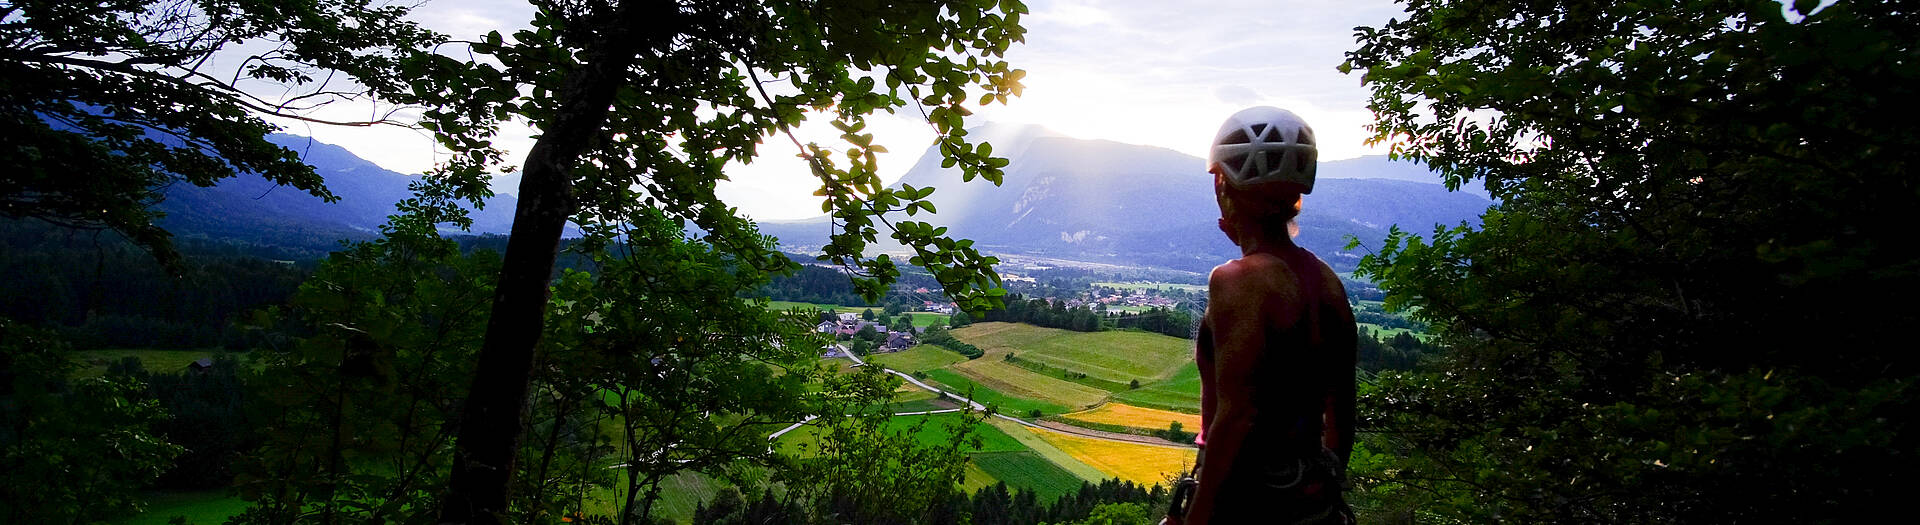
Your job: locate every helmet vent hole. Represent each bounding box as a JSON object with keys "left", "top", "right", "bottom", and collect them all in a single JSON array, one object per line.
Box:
[
  {"left": 1221, "top": 129, "right": 1250, "bottom": 145},
  {"left": 1225, "top": 153, "right": 1250, "bottom": 174},
  {"left": 1295, "top": 149, "right": 1312, "bottom": 173},
  {"left": 1295, "top": 128, "right": 1314, "bottom": 146},
  {"left": 1250, "top": 123, "right": 1268, "bottom": 136},
  {"left": 1261, "top": 127, "right": 1284, "bottom": 143}
]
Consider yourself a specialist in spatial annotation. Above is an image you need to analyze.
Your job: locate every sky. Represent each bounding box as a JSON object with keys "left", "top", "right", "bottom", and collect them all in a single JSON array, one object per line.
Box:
[{"left": 268, "top": 0, "right": 1410, "bottom": 221}]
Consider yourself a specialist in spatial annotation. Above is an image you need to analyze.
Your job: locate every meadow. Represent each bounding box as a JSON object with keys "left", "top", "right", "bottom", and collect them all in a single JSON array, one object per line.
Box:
[
  {"left": 77, "top": 349, "right": 219, "bottom": 377},
  {"left": 953, "top": 324, "right": 1190, "bottom": 385},
  {"left": 1358, "top": 322, "right": 1433, "bottom": 342},
  {"left": 111, "top": 490, "right": 246, "bottom": 525},
  {"left": 923, "top": 368, "right": 1074, "bottom": 417},
  {"left": 869, "top": 345, "right": 968, "bottom": 374},
  {"left": 946, "top": 349, "right": 1110, "bottom": 412},
  {"left": 1109, "top": 366, "right": 1202, "bottom": 414}
]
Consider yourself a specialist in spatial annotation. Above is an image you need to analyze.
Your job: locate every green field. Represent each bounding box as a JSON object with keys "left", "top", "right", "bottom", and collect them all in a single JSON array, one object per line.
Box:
[
  {"left": 887, "top": 387, "right": 958, "bottom": 412},
  {"left": 870, "top": 345, "right": 968, "bottom": 374},
  {"left": 955, "top": 324, "right": 1190, "bottom": 385},
  {"left": 922, "top": 368, "right": 1072, "bottom": 417},
  {"left": 1110, "top": 366, "right": 1202, "bottom": 414},
  {"left": 970, "top": 451, "right": 1086, "bottom": 502},
  {"left": 888, "top": 412, "right": 1025, "bottom": 453},
  {"left": 77, "top": 349, "right": 220, "bottom": 377},
  {"left": 112, "top": 490, "right": 246, "bottom": 525},
  {"left": 1094, "top": 282, "right": 1207, "bottom": 292},
  {"left": 1358, "top": 322, "right": 1433, "bottom": 342},
  {"left": 584, "top": 470, "right": 724, "bottom": 524}
]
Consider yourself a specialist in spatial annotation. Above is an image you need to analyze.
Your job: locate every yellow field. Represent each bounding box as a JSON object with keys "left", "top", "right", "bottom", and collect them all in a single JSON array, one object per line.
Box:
[
  {"left": 1024, "top": 427, "right": 1197, "bottom": 487},
  {"left": 1060, "top": 403, "right": 1202, "bottom": 431}
]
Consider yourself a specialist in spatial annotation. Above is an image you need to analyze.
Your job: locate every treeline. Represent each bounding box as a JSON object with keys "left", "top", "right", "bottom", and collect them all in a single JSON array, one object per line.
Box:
[
  {"left": 947, "top": 294, "right": 1199, "bottom": 340},
  {"left": 969, "top": 295, "right": 1106, "bottom": 332},
  {"left": 1357, "top": 329, "right": 1441, "bottom": 373},
  {"left": 919, "top": 326, "right": 983, "bottom": 359},
  {"left": 693, "top": 478, "right": 1169, "bottom": 525},
  {"left": 1108, "top": 307, "right": 1196, "bottom": 339},
  {"left": 0, "top": 221, "right": 313, "bottom": 349},
  {"left": 105, "top": 356, "right": 256, "bottom": 489}
]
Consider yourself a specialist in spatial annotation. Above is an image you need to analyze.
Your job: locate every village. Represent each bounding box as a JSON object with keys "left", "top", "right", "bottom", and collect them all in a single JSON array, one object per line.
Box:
[{"left": 815, "top": 309, "right": 932, "bottom": 358}]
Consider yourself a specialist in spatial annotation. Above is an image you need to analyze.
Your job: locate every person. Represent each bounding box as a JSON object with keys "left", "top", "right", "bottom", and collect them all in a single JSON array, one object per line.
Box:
[{"left": 1169, "top": 107, "right": 1358, "bottom": 525}]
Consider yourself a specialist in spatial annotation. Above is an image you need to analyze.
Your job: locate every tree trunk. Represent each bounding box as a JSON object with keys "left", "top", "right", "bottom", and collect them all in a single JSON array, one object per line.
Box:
[{"left": 436, "top": 5, "right": 662, "bottom": 523}]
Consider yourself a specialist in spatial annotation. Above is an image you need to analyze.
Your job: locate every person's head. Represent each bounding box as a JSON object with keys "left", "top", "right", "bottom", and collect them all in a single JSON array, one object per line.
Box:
[{"left": 1207, "top": 106, "right": 1317, "bottom": 245}]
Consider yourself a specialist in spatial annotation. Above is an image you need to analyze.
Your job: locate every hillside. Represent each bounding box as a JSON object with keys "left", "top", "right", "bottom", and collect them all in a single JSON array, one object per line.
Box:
[
  {"left": 758, "top": 124, "right": 1491, "bottom": 272},
  {"left": 152, "top": 134, "right": 522, "bottom": 250}
]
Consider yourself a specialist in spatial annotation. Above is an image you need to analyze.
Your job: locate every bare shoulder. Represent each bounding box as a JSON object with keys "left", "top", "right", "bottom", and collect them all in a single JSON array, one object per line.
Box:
[
  {"left": 1209, "top": 256, "right": 1285, "bottom": 295},
  {"left": 1209, "top": 254, "right": 1301, "bottom": 310}
]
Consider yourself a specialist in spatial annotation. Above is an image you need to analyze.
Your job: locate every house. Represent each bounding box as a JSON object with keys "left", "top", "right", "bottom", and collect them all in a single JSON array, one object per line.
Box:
[
  {"left": 837, "top": 312, "right": 860, "bottom": 322},
  {"left": 815, "top": 321, "right": 837, "bottom": 334},
  {"left": 885, "top": 332, "right": 915, "bottom": 351},
  {"left": 187, "top": 358, "right": 214, "bottom": 374}
]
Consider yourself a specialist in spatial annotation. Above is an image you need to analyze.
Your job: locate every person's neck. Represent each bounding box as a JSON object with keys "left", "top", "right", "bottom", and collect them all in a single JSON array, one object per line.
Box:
[{"left": 1237, "top": 233, "right": 1297, "bottom": 257}]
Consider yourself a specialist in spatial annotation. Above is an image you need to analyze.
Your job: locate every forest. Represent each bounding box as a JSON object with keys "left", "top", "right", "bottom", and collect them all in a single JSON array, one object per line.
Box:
[{"left": 6, "top": 0, "right": 1918, "bottom": 524}]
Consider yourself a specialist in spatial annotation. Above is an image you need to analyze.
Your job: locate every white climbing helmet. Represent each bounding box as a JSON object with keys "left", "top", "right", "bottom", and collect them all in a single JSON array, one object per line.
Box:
[{"left": 1208, "top": 106, "right": 1318, "bottom": 193}]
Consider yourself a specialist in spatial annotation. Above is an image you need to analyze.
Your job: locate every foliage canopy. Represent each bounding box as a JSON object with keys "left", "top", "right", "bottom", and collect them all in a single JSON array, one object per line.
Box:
[{"left": 1343, "top": 0, "right": 1918, "bottom": 521}]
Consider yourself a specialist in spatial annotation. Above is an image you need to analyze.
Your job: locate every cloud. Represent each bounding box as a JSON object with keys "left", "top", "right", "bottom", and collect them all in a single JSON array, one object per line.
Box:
[
  {"left": 273, "top": 0, "right": 1410, "bottom": 220},
  {"left": 1212, "top": 85, "right": 1261, "bottom": 106}
]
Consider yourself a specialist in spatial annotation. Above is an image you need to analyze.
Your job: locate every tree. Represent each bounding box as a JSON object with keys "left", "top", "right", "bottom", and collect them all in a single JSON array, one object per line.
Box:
[
  {"left": 1342, "top": 0, "right": 1918, "bottom": 521},
  {"left": 1, "top": 318, "right": 181, "bottom": 523},
  {"left": 397, "top": 2, "right": 1027, "bottom": 520},
  {"left": 861, "top": 308, "right": 877, "bottom": 322},
  {"left": 0, "top": 0, "right": 438, "bottom": 268},
  {"left": 229, "top": 222, "right": 499, "bottom": 524}
]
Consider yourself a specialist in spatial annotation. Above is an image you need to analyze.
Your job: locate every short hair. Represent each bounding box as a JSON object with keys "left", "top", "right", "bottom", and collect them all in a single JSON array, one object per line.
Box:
[{"left": 1215, "top": 169, "right": 1303, "bottom": 238}]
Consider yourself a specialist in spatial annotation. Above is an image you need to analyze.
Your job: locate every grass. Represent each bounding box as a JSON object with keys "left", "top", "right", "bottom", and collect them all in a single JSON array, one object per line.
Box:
[
  {"left": 946, "top": 352, "right": 1109, "bottom": 412},
  {"left": 870, "top": 345, "right": 968, "bottom": 374},
  {"left": 962, "top": 460, "right": 1000, "bottom": 494},
  {"left": 970, "top": 451, "right": 1086, "bottom": 503},
  {"left": 888, "top": 412, "right": 1025, "bottom": 453},
  {"left": 900, "top": 311, "right": 950, "bottom": 328},
  {"left": 1358, "top": 322, "right": 1434, "bottom": 342},
  {"left": 77, "top": 349, "right": 219, "bottom": 377},
  {"left": 1023, "top": 427, "right": 1196, "bottom": 488},
  {"left": 922, "top": 368, "right": 1072, "bottom": 417},
  {"left": 1058, "top": 403, "right": 1201, "bottom": 433},
  {"left": 1110, "top": 366, "right": 1202, "bottom": 414},
  {"left": 1093, "top": 282, "right": 1207, "bottom": 292},
  {"left": 953, "top": 323, "right": 1190, "bottom": 385},
  {"left": 584, "top": 470, "right": 724, "bottom": 524},
  {"left": 112, "top": 490, "right": 247, "bottom": 525}
]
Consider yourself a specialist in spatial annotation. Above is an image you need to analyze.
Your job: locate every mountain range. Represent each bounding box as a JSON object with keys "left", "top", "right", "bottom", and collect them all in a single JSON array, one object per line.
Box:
[
  {"left": 154, "top": 125, "right": 1489, "bottom": 274},
  {"left": 154, "top": 134, "right": 520, "bottom": 247},
  {"left": 757, "top": 124, "right": 1491, "bottom": 273}
]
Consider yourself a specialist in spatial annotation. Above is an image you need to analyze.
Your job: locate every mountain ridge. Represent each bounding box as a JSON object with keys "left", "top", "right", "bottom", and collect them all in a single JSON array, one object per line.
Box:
[{"left": 758, "top": 124, "right": 1491, "bottom": 273}]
